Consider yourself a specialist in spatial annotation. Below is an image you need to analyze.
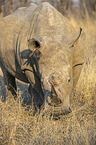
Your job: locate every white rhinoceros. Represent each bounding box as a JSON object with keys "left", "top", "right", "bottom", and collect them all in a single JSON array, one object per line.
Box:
[{"left": 0, "top": 2, "right": 84, "bottom": 115}]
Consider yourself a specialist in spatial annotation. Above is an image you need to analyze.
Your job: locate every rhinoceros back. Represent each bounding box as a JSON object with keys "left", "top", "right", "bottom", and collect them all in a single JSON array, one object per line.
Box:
[{"left": 0, "top": 3, "right": 38, "bottom": 81}]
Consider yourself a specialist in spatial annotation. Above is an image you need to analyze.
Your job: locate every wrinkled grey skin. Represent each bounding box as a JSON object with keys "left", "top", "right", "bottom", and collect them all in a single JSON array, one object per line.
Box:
[{"left": 0, "top": 2, "right": 84, "bottom": 116}]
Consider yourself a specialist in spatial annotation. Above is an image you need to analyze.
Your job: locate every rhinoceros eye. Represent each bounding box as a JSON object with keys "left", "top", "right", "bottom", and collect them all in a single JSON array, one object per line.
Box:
[{"left": 68, "top": 79, "right": 71, "bottom": 82}]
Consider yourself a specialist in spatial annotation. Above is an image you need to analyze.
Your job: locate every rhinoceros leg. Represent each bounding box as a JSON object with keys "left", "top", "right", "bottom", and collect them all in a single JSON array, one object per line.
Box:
[
  {"left": 33, "top": 74, "right": 44, "bottom": 107},
  {"left": 25, "top": 70, "right": 44, "bottom": 108},
  {"left": 6, "top": 71, "right": 17, "bottom": 99},
  {"left": 1, "top": 67, "right": 17, "bottom": 99},
  {"left": 28, "top": 84, "right": 44, "bottom": 108},
  {"left": 0, "top": 74, "right": 7, "bottom": 102}
]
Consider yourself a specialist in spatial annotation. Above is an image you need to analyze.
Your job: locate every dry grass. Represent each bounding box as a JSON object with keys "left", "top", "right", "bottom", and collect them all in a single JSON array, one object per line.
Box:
[{"left": 0, "top": 17, "right": 96, "bottom": 145}]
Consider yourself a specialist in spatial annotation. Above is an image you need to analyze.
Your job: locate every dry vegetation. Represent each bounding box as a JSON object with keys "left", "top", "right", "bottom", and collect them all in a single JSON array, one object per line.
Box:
[{"left": 0, "top": 12, "right": 96, "bottom": 145}]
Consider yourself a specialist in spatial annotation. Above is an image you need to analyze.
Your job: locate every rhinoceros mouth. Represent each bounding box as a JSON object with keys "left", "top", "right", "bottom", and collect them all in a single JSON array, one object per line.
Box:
[
  {"left": 44, "top": 102, "right": 72, "bottom": 117},
  {"left": 51, "top": 106, "right": 72, "bottom": 116}
]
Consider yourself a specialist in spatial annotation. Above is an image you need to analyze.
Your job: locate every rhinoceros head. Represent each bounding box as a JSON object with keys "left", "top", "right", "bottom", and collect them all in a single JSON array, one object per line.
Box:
[
  {"left": 27, "top": 2, "right": 83, "bottom": 116},
  {"left": 28, "top": 29, "right": 82, "bottom": 116}
]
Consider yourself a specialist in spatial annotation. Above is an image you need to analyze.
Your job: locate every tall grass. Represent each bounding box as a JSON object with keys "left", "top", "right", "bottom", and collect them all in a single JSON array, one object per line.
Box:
[{"left": 0, "top": 17, "right": 96, "bottom": 145}]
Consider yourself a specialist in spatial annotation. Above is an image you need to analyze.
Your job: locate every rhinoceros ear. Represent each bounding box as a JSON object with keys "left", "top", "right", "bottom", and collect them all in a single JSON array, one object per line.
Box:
[
  {"left": 28, "top": 38, "right": 40, "bottom": 50},
  {"left": 69, "top": 28, "right": 82, "bottom": 47},
  {"left": 28, "top": 38, "right": 41, "bottom": 58}
]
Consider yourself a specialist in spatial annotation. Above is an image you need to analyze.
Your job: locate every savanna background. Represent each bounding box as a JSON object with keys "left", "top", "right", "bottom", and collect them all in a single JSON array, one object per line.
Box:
[{"left": 0, "top": 0, "right": 96, "bottom": 144}]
